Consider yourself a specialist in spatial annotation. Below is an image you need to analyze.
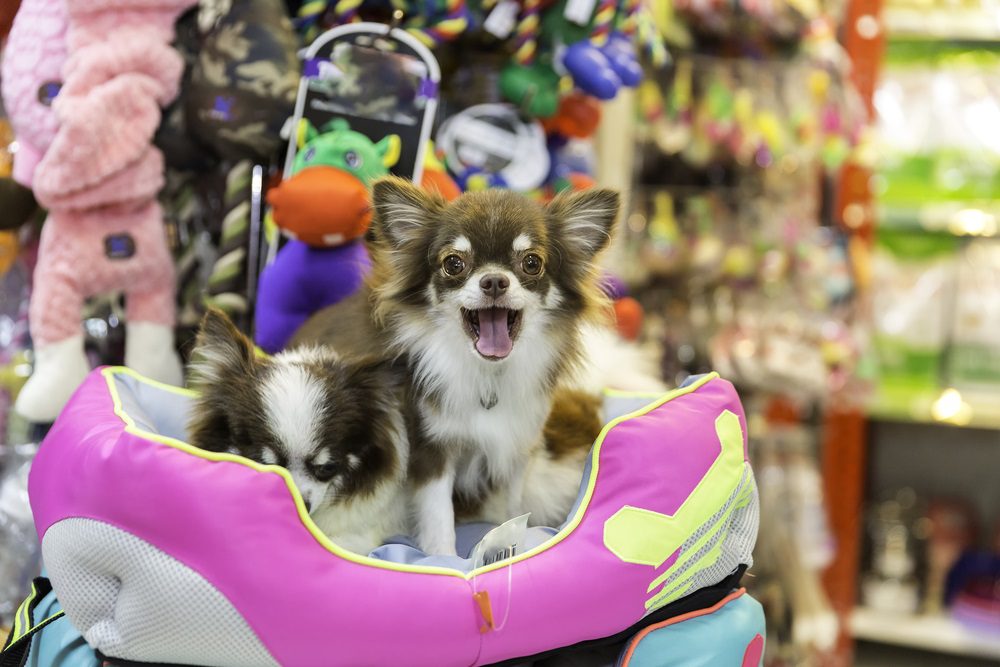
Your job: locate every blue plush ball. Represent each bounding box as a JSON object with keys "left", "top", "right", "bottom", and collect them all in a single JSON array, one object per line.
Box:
[
  {"left": 601, "top": 33, "right": 643, "bottom": 88},
  {"left": 562, "top": 42, "right": 621, "bottom": 100}
]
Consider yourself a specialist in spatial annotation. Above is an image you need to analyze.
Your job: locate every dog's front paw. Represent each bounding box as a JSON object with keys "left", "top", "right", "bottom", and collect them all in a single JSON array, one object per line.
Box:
[
  {"left": 413, "top": 470, "right": 459, "bottom": 556},
  {"left": 414, "top": 517, "right": 458, "bottom": 557},
  {"left": 419, "top": 536, "right": 458, "bottom": 558}
]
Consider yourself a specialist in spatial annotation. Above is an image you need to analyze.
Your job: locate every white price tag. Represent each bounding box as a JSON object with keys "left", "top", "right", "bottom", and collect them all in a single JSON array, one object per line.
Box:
[
  {"left": 483, "top": 0, "right": 520, "bottom": 38},
  {"left": 471, "top": 514, "right": 530, "bottom": 569},
  {"left": 564, "top": 0, "right": 598, "bottom": 26}
]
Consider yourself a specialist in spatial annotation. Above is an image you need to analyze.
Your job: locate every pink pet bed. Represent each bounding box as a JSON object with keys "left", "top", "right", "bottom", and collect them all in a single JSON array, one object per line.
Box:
[{"left": 28, "top": 367, "right": 758, "bottom": 666}]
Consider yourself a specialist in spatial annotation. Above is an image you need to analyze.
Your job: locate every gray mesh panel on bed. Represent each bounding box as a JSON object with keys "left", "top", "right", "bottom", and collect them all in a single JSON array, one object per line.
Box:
[{"left": 42, "top": 518, "right": 278, "bottom": 667}]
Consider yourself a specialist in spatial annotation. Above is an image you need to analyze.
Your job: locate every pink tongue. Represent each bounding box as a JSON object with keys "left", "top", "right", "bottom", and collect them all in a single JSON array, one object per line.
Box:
[{"left": 475, "top": 308, "right": 512, "bottom": 358}]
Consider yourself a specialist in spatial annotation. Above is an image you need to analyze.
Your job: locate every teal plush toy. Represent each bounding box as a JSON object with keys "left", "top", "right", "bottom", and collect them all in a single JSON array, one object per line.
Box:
[{"left": 254, "top": 118, "right": 400, "bottom": 352}]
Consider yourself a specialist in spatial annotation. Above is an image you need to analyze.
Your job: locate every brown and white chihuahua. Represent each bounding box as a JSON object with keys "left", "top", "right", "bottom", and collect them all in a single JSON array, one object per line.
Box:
[
  {"left": 292, "top": 178, "right": 623, "bottom": 555},
  {"left": 187, "top": 310, "right": 409, "bottom": 555}
]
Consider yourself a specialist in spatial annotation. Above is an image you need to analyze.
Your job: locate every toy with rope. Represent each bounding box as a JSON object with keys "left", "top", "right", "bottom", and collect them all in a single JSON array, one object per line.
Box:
[
  {"left": 617, "top": 0, "right": 640, "bottom": 35},
  {"left": 296, "top": 0, "right": 470, "bottom": 46},
  {"left": 636, "top": 3, "right": 668, "bottom": 67},
  {"left": 512, "top": 0, "right": 542, "bottom": 66},
  {"left": 499, "top": 0, "right": 667, "bottom": 118},
  {"left": 590, "top": 0, "right": 616, "bottom": 46},
  {"left": 297, "top": 0, "right": 333, "bottom": 42}
]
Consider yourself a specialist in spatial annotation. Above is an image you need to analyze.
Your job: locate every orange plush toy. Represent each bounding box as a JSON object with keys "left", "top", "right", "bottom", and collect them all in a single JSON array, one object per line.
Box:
[
  {"left": 541, "top": 93, "right": 602, "bottom": 139},
  {"left": 419, "top": 143, "right": 462, "bottom": 201},
  {"left": 602, "top": 273, "right": 644, "bottom": 342}
]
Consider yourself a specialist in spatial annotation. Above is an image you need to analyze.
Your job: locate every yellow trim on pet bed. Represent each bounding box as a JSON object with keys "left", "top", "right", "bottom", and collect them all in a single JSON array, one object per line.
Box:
[{"left": 100, "top": 366, "right": 720, "bottom": 579}]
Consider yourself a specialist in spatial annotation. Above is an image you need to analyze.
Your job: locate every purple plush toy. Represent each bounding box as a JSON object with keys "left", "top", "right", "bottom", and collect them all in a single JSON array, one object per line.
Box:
[
  {"left": 254, "top": 241, "right": 371, "bottom": 353},
  {"left": 254, "top": 119, "right": 400, "bottom": 353}
]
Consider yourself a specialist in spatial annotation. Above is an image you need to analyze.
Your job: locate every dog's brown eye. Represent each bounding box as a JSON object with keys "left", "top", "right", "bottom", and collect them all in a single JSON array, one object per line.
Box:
[
  {"left": 443, "top": 254, "right": 465, "bottom": 276},
  {"left": 311, "top": 461, "right": 338, "bottom": 482},
  {"left": 522, "top": 253, "right": 543, "bottom": 275}
]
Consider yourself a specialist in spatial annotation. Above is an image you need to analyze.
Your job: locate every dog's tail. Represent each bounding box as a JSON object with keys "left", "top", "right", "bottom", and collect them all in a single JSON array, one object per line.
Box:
[
  {"left": 522, "top": 448, "right": 591, "bottom": 528},
  {"left": 569, "top": 323, "right": 667, "bottom": 395},
  {"left": 519, "top": 388, "right": 603, "bottom": 527},
  {"left": 527, "top": 332, "right": 667, "bottom": 526}
]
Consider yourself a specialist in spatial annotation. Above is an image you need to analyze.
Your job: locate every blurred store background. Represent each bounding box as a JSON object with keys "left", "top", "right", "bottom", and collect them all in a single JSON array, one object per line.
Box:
[
  {"left": 1, "top": 0, "right": 999, "bottom": 665},
  {"left": 598, "top": 1, "right": 1000, "bottom": 664}
]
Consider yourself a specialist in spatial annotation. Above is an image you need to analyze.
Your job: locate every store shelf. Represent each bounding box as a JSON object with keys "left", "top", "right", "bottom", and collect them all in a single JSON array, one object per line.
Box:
[
  {"left": 851, "top": 607, "right": 1000, "bottom": 660},
  {"left": 883, "top": 7, "right": 1000, "bottom": 41},
  {"left": 867, "top": 387, "right": 1000, "bottom": 431}
]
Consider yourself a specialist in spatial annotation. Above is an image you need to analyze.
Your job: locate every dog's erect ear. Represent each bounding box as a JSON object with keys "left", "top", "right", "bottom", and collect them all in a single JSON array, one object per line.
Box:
[
  {"left": 188, "top": 308, "right": 258, "bottom": 387},
  {"left": 370, "top": 176, "right": 443, "bottom": 248},
  {"left": 546, "top": 188, "right": 620, "bottom": 259}
]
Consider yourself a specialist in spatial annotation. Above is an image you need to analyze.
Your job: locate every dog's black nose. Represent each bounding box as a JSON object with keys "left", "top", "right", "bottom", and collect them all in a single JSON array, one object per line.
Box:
[
  {"left": 303, "top": 499, "right": 312, "bottom": 513},
  {"left": 480, "top": 273, "right": 509, "bottom": 297}
]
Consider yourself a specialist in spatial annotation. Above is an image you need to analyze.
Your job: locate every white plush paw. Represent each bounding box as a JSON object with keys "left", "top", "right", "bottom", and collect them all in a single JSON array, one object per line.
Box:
[
  {"left": 125, "top": 322, "right": 183, "bottom": 386},
  {"left": 14, "top": 336, "right": 91, "bottom": 423}
]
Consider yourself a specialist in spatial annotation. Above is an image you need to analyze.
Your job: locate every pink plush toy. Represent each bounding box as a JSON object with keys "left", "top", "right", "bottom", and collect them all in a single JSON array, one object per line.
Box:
[
  {"left": 11, "top": 0, "right": 196, "bottom": 422},
  {"left": 0, "top": 0, "right": 68, "bottom": 188}
]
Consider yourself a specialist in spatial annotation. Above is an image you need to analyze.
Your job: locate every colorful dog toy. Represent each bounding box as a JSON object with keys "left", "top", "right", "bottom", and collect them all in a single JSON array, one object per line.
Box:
[
  {"left": 419, "top": 142, "right": 463, "bottom": 201},
  {"left": 296, "top": 0, "right": 471, "bottom": 47},
  {"left": 254, "top": 119, "right": 400, "bottom": 353},
  {"left": 500, "top": 0, "right": 664, "bottom": 118}
]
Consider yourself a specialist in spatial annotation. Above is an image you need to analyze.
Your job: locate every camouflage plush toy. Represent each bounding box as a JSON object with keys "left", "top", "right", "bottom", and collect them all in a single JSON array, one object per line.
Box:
[
  {"left": 253, "top": 119, "right": 400, "bottom": 353},
  {"left": 155, "top": 0, "right": 301, "bottom": 335}
]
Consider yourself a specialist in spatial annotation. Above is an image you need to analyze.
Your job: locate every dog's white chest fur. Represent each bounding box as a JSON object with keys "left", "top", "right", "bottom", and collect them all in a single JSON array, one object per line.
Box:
[
  {"left": 406, "top": 313, "right": 559, "bottom": 493},
  {"left": 425, "top": 370, "right": 551, "bottom": 492}
]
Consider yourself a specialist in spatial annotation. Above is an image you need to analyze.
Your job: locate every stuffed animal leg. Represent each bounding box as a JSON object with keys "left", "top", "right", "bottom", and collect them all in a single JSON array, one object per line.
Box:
[{"left": 14, "top": 0, "right": 194, "bottom": 422}]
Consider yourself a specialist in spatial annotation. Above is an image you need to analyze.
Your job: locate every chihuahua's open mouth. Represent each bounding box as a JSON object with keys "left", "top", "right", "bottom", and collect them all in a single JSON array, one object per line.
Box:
[{"left": 462, "top": 307, "right": 522, "bottom": 360}]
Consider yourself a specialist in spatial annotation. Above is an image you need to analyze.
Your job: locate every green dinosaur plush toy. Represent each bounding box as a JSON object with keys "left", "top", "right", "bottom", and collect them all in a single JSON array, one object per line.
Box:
[
  {"left": 269, "top": 118, "right": 401, "bottom": 247},
  {"left": 254, "top": 118, "right": 400, "bottom": 353}
]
